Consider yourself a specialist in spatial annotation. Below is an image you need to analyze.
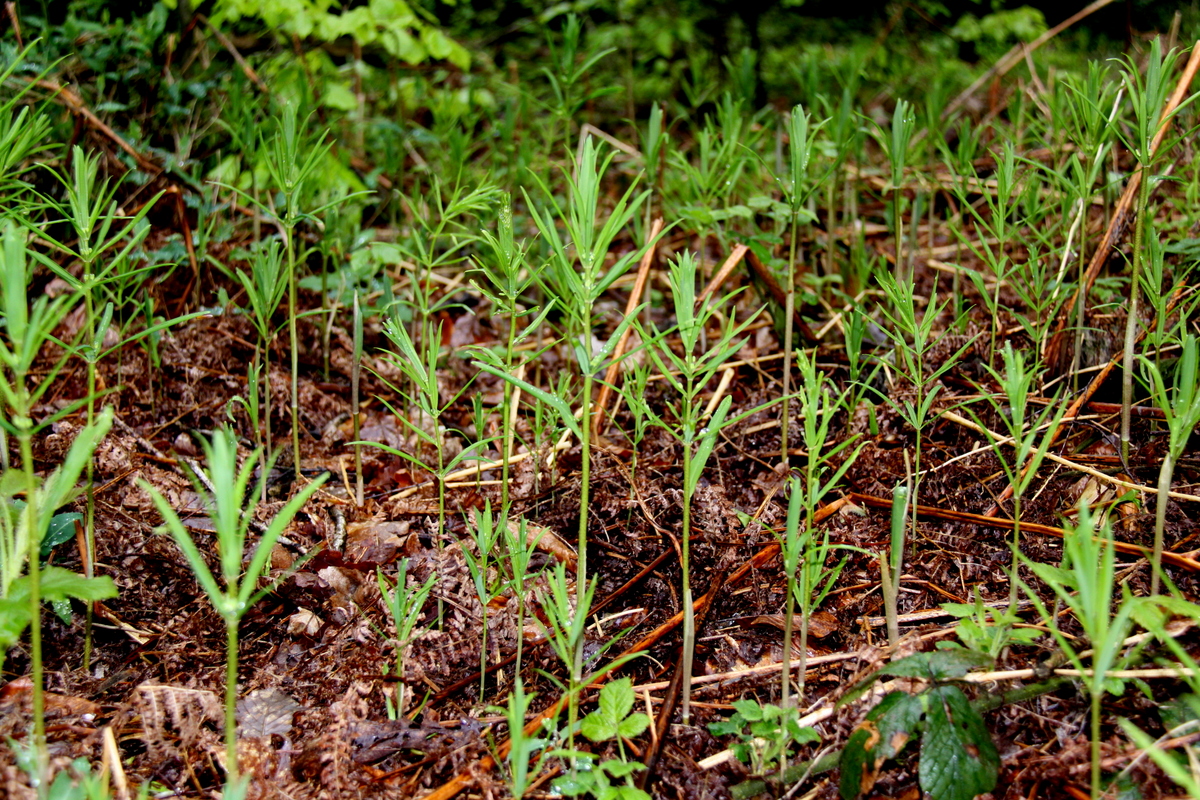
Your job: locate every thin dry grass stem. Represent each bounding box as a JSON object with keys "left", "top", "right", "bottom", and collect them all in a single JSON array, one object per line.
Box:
[
  {"left": 990, "top": 282, "right": 1189, "bottom": 516},
  {"left": 697, "top": 243, "right": 749, "bottom": 305},
  {"left": 1044, "top": 40, "right": 1200, "bottom": 367},
  {"left": 941, "top": 409, "right": 1200, "bottom": 502},
  {"left": 847, "top": 492, "right": 1200, "bottom": 572},
  {"left": 424, "top": 496, "right": 852, "bottom": 800},
  {"left": 940, "top": 0, "right": 1120, "bottom": 121},
  {"left": 195, "top": 13, "right": 270, "bottom": 94},
  {"left": 592, "top": 216, "right": 663, "bottom": 438}
]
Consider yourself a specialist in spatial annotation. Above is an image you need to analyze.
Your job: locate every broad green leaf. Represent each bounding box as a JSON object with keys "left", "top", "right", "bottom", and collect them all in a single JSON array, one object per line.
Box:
[{"left": 919, "top": 685, "right": 999, "bottom": 800}]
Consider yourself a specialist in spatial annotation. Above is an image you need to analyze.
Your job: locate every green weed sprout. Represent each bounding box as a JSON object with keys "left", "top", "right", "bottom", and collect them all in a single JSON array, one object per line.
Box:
[
  {"left": 377, "top": 557, "right": 436, "bottom": 716},
  {"left": 463, "top": 504, "right": 505, "bottom": 701},
  {"left": 235, "top": 238, "right": 289, "bottom": 492},
  {"left": 536, "top": 560, "right": 598, "bottom": 741},
  {"left": 490, "top": 677, "right": 553, "bottom": 799},
  {"left": 1018, "top": 505, "right": 1136, "bottom": 800},
  {"left": 779, "top": 104, "right": 828, "bottom": 464},
  {"left": 1115, "top": 38, "right": 1193, "bottom": 464},
  {"left": 0, "top": 221, "right": 113, "bottom": 779},
  {"left": 873, "top": 272, "right": 971, "bottom": 564},
  {"left": 879, "top": 479, "right": 908, "bottom": 648},
  {"left": 498, "top": 510, "right": 543, "bottom": 676},
  {"left": 643, "top": 251, "right": 757, "bottom": 725},
  {"left": 707, "top": 698, "right": 820, "bottom": 778},
  {"left": 539, "top": 13, "right": 617, "bottom": 157},
  {"left": 217, "top": 105, "right": 362, "bottom": 482},
  {"left": 871, "top": 100, "right": 916, "bottom": 283},
  {"left": 778, "top": 347, "right": 862, "bottom": 707},
  {"left": 1120, "top": 594, "right": 1200, "bottom": 795},
  {"left": 470, "top": 192, "right": 550, "bottom": 509},
  {"left": 479, "top": 136, "right": 647, "bottom": 692},
  {"left": 1140, "top": 334, "right": 1200, "bottom": 596},
  {"left": 141, "top": 429, "right": 327, "bottom": 783},
  {"left": 371, "top": 311, "right": 488, "bottom": 542},
  {"left": 34, "top": 145, "right": 160, "bottom": 668},
  {"left": 969, "top": 342, "right": 1066, "bottom": 607}
]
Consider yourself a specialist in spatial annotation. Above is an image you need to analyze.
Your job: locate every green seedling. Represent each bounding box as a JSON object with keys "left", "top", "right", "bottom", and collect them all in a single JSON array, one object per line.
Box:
[
  {"left": 1120, "top": 594, "right": 1200, "bottom": 796},
  {"left": 539, "top": 13, "right": 617, "bottom": 156},
  {"left": 535, "top": 560, "right": 597, "bottom": 744},
  {"left": 870, "top": 99, "right": 916, "bottom": 283},
  {"left": 778, "top": 103, "right": 829, "bottom": 464},
  {"left": 0, "top": 220, "right": 106, "bottom": 781},
  {"left": 968, "top": 342, "right": 1066, "bottom": 607},
  {"left": 1018, "top": 504, "right": 1137, "bottom": 799},
  {"left": 1140, "top": 334, "right": 1200, "bottom": 596},
  {"left": 489, "top": 677, "right": 554, "bottom": 799},
  {"left": 463, "top": 503, "right": 505, "bottom": 701},
  {"left": 480, "top": 136, "right": 647, "bottom": 697},
  {"left": 371, "top": 311, "right": 489, "bottom": 542},
  {"left": 873, "top": 272, "right": 971, "bottom": 566},
  {"left": 217, "top": 104, "right": 364, "bottom": 482},
  {"left": 879, "top": 479, "right": 908, "bottom": 648},
  {"left": 940, "top": 590, "right": 1039, "bottom": 658},
  {"left": 497, "top": 511, "right": 544, "bottom": 676},
  {"left": 642, "top": 251, "right": 757, "bottom": 725},
  {"left": 1115, "top": 38, "right": 1194, "bottom": 464},
  {"left": 708, "top": 699, "right": 820, "bottom": 778},
  {"left": 778, "top": 346, "right": 862, "bottom": 708},
  {"left": 141, "top": 428, "right": 327, "bottom": 782},
  {"left": 34, "top": 145, "right": 163, "bottom": 668},
  {"left": 470, "top": 191, "right": 550, "bottom": 509},
  {"left": 377, "top": 557, "right": 436, "bottom": 717},
  {"left": 235, "top": 238, "right": 288, "bottom": 491}
]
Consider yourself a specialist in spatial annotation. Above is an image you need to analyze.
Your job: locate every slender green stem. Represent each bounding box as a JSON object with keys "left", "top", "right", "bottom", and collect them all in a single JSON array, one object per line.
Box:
[
  {"left": 501, "top": 309, "right": 518, "bottom": 510},
  {"left": 1120, "top": 174, "right": 1152, "bottom": 465},
  {"left": 781, "top": 213, "right": 798, "bottom": 464},
  {"left": 83, "top": 290, "right": 96, "bottom": 671},
  {"left": 20, "top": 423, "right": 46, "bottom": 782},
  {"left": 780, "top": 573, "right": 795, "bottom": 709},
  {"left": 680, "top": 437, "right": 695, "bottom": 725},
  {"left": 226, "top": 619, "right": 239, "bottom": 783},
  {"left": 287, "top": 230, "right": 302, "bottom": 482}
]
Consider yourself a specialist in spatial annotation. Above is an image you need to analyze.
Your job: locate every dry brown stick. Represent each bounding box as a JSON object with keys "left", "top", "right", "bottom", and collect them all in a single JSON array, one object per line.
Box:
[
  {"left": 744, "top": 248, "right": 818, "bottom": 344},
  {"left": 591, "top": 217, "right": 663, "bottom": 438},
  {"left": 195, "top": 13, "right": 272, "bottom": 95},
  {"left": 637, "top": 570, "right": 726, "bottom": 791},
  {"left": 34, "top": 80, "right": 161, "bottom": 174},
  {"left": 1044, "top": 40, "right": 1200, "bottom": 369},
  {"left": 697, "top": 243, "right": 749, "bottom": 305},
  {"left": 847, "top": 492, "right": 1200, "bottom": 572},
  {"left": 422, "top": 495, "right": 850, "bottom": 800},
  {"left": 941, "top": 0, "right": 1119, "bottom": 121},
  {"left": 989, "top": 281, "right": 1188, "bottom": 516}
]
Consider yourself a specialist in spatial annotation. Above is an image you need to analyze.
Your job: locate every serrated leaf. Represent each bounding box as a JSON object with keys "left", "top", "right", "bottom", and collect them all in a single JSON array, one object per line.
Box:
[
  {"left": 581, "top": 712, "right": 618, "bottom": 743},
  {"left": 919, "top": 685, "right": 998, "bottom": 800},
  {"left": 601, "top": 760, "right": 645, "bottom": 778},
  {"left": 880, "top": 649, "right": 992, "bottom": 681},
  {"left": 618, "top": 712, "right": 649, "bottom": 739},
  {"left": 600, "top": 677, "right": 636, "bottom": 723},
  {"left": 732, "top": 698, "right": 765, "bottom": 721},
  {"left": 839, "top": 691, "right": 923, "bottom": 800}
]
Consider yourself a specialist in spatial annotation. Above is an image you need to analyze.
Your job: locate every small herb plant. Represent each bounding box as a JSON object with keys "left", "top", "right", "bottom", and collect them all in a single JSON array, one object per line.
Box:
[
  {"left": 142, "top": 429, "right": 327, "bottom": 782},
  {"left": 553, "top": 678, "right": 651, "bottom": 800},
  {"left": 838, "top": 650, "right": 999, "bottom": 800},
  {"left": 708, "top": 699, "right": 821, "bottom": 777}
]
